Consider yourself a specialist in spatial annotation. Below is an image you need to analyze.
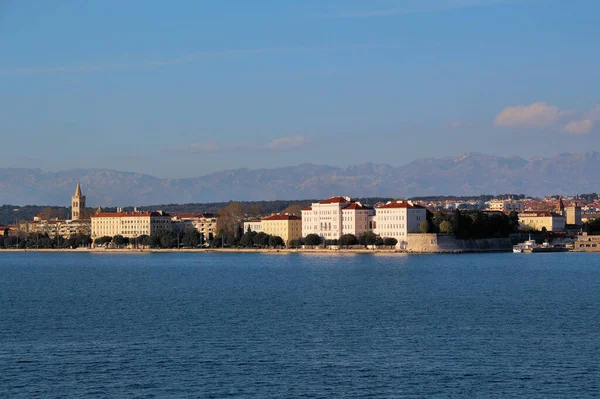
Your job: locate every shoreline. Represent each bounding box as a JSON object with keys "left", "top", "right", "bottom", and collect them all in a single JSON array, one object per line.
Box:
[{"left": 0, "top": 248, "right": 510, "bottom": 254}]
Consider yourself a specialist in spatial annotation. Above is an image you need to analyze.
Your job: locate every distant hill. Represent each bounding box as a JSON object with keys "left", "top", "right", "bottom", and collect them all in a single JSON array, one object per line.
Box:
[{"left": 1, "top": 152, "right": 600, "bottom": 206}]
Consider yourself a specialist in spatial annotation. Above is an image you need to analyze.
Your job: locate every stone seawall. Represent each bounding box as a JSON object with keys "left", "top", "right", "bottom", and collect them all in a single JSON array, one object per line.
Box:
[{"left": 405, "top": 234, "right": 512, "bottom": 253}]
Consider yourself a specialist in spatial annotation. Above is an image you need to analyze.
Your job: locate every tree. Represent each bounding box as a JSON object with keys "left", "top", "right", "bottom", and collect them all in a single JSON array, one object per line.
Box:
[
  {"left": 37, "top": 207, "right": 65, "bottom": 221},
  {"left": 280, "top": 204, "right": 304, "bottom": 216},
  {"left": 289, "top": 238, "right": 303, "bottom": 248},
  {"left": 182, "top": 229, "right": 201, "bottom": 248},
  {"left": 339, "top": 234, "right": 358, "bottom": 247},
  {"left": 419, "top": 220, "right": 432, "bottom": 233},
  {"left": 374, "top": 236, "right": 384, "bottom": 246},
  {"left": 94, "top": 236, "right": 112, "bottom": 246},
  {"left": 246, "top": 204, "right": 264, "bottom": 218},
  {"left": 268, "top": 235, "right": 284, "bottom": 248},
  {"left": 141, "top": 235, "right": 152, "bottom": 247},
  {"left": 439, "top": 220, "right": 453, "bottom": 234},
  {"left": 159, "top": 231, "right": 177, "bottom": 248},
  {"left": 239, "top": 231, "right": 256, "bottom": 247},
  {"left": 383, "top": 237, "right": 398, "bottom": 247},
  {"left": 304, "top": 234, "right": 321, "bottom": 246},
  {"left": 253, "top": 232, "right": 268, "bottom": 247},
  {"left": 217, "top": 202, "right": 245, "bottom": 237},
  {"left": 508, "top": 211, "right": 520, "bottom": 232},
  {"left": 112, "top": 235, "right": 125, "bottom": 248},
  {"left": 210, "top": 236, "right": 223, "bottom": 248},
  {"left": 358, "top": 231, "right": 378, "bottom": 246}
]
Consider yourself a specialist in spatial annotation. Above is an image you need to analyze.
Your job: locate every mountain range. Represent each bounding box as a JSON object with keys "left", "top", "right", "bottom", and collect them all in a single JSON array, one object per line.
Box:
[{"left": 1, "top": 152, "right": 600, "bottom": 206}]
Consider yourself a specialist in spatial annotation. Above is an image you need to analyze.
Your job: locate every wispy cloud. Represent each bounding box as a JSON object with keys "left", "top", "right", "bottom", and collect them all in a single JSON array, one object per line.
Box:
[
  {"left": 494, "top": 102, "right": 573, "bottom": 128},
  {"left": 331, "top": 0, "right": 518, "bottom": 18},
  {"left": 266, "top": 136, "right": 311, "bottom": 150},
  {"left": 495, "top": 102, "right": 599, "bottom": 135},
  {"left": 0, "top": 47, "right": 321, "bottom": 76},
  {"left": 445, "top": 120, "right": 478, "bottom": 129},
  {"left": 561, "top": 104, "right": 600, "bottom": 135},
  {"left": 563, "top": 120, "right": 594, "bottom": 135}
]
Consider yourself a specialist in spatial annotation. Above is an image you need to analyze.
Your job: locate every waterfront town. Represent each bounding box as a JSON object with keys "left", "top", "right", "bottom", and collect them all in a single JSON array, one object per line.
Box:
[{"left": 1, "top": 182, "right": 600, "bottom": 252}]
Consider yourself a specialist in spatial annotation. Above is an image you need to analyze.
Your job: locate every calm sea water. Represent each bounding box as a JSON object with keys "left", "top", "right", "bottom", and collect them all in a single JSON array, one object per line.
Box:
[{"left": 1, "top": 252, "right": 599, "bottom": 398}]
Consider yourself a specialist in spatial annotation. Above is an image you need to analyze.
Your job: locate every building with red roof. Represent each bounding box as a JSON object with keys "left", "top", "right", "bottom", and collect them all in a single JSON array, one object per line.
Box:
[
  {"left": 373, "top": 201, "right": 427, "bottom": 245},
  {"left": 91, "top": 210, "right": 172, "bottom": 239},
  {"left": 301, "top": 196, "right": 352, "bottom": 240}
]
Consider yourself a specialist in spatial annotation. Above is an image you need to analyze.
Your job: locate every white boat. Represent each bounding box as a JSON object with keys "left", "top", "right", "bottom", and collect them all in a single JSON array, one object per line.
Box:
[
  {"left": 513, "top": 235, "right": 568, "bottom": 253},
  {"left": 513, "top": 237, "right": 536, "bottom": 253}
]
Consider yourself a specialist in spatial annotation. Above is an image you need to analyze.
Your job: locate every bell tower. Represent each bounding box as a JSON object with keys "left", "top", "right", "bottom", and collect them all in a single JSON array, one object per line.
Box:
[{"left": 72, "top": 182, "right": 86, "bottom": 220}]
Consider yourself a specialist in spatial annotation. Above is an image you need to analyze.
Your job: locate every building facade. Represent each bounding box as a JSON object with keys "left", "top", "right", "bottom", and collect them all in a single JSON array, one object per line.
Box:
[
  {"left": 91, "top": 211, "right": 172, "bottom": 239},
  {"left": 243, "top": 220, "right": 262, "bottom": 234},
  {"left": 341, "top": 202, "right": 375, "bottom": 237},
  {"left": 71, "top": 182, "right": 86, "bottom": 220},
  {"left": 301, "top": 196, "right": 352, "bottom": 240},
  {"left": 373, "top": 201, "right": 427, "bottom": 244},
  {"left": 261, "top": 214, "right": 302, "bottom": 245},
  {"left": 565, "top": 205, "right": 582, "bottom": 226},
  {"left": 19, "top": 182, "right": 90, "bottom": 238},
  {"left": 488, "top": 199, "right": 524, "bottom": 212},
  {"left": 171, "top": 213, "right": 218, "bottom": 239},
  {"left": 518, "top": 211, "right": 566, "bottom": 232}
]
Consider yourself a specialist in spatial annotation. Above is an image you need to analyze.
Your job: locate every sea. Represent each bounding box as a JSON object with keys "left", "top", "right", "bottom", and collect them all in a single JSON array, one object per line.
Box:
[{"left": 1, "top": 252, "right": 599, "bottom": 398}]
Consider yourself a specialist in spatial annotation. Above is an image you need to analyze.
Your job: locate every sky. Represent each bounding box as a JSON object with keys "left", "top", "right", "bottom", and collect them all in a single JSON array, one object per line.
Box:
[{"left": 1, "top": 0, "right": 599, "bottom": 178}]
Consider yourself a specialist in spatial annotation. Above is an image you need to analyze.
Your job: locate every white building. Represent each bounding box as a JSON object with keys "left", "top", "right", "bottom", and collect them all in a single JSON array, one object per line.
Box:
[
  {"left": 373, "top": 201, "right": 427, "bottom": 245},
  {"left": 488, "top": 199, "right": 524, "bottom": 212},
  {"left": 243, "top": 220, "right": 263, "bottom": 234},
  {"left": 171, "top": 213, "right": 218, "bottom": 239},
  {"left": 91, "top": 211, "right": 172, "bottom": 239},
  {"left": 341, "top": 202, "right": 375, "bottom": 237},
  {"left": 302, "top": 196, "right": 356, "bottom": 240}
]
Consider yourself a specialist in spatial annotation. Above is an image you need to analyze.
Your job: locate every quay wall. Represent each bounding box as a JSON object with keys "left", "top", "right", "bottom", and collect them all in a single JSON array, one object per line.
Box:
[{"left": 405, "top": 234, "right": 512, "bottom": 253}]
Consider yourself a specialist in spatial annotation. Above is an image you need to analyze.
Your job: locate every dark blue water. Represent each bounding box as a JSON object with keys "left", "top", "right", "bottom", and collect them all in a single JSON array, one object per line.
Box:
[{"left": 1, "top": 252, "right": 599, "bottom": 398}]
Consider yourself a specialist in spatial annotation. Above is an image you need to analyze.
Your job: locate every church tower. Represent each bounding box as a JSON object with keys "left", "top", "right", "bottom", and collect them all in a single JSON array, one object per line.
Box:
[{"left": 71, "top": 182, "right": 86, "bottom": 220}]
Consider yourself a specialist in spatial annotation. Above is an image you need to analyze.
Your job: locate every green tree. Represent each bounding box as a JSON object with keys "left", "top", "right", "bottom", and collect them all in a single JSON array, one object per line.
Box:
[
  {"left": 94, "top": 236, "right": 112, "bottom": 246},
  {"left": 182, "top": 229, "right": 201, "bottom": 248},
  {"left": 140, "top": 235, "right": 152, "bottom": 247},
  {"left": 439, "top": 220, "right": 453, "bottom": 233},
  {"left": 289, "top": 238, "right": 303, "bottom": 248},
  {"left": 358, "top": 231, "right": 378, "bottom": 246},
  {"left": 419, "top": 220, "right": 432, "bottom": 233},
  {"left": 159, "top": 231, "right": 177, "bottom": 248},
  {"left": 239, "top": 231, "right": 255, "bottom": 247},
  {"left": 374, "top": 236, "right": 384, "bottom": 246},
  {"left": 304, "top": 234, "right": 321, "bottom": 246},
  {"left": 112, "top": 235, "right": 125, "bottom": 248},
  {"left": 339, "top": 234, "right": 358, "bottom": 247},
  {"left": 268, "top": 235, "right": 284, "bottom": 248},
  {"left": 383, "top": 237, "right": 398, "bottom": 246}
]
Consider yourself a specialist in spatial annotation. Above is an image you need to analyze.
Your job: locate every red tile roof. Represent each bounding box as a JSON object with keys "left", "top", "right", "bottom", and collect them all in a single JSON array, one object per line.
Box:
[
  {"left": 342, "top": 202, "right": 374, "bottom": 210},
  {"left": 319, "top": 196, "right": 350, "bottom": 204},
  {"left": 172, "top": 213, "right": 215, "bottom": 219},
  {"left": 519, "top": 210, "right": 560, "bottom": 217},
  {"left": 301, "top": 206, "right": 312, "bottom": 211},
  {"left": 92, "top": 211, "right": 170, "bottom": 218},
  {"left": 262, "top": 214, "right": 301, "bottom": 221},
  {"left": 377, "top": 201, "right": 424, "bottom": 209}
]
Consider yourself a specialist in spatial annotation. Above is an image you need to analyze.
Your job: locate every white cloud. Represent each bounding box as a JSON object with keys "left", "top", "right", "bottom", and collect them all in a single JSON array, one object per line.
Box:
[
  {"left": 584, "top": 104, "right": 600, "bottom": 121},
  {"left": 445, "top": 120, "right": 478, "bottom": 128},
  {"left": 494, "top": 102, "right": 572, "bottom": 127},
  {"left": 267, "top": 136, "right": 311, "bottom": 150},
  {"left": 563, "top": 120, "right": 594, "bottom": 135}
]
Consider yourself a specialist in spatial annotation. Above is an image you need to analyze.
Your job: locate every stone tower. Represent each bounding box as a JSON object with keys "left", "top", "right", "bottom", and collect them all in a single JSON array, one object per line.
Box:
[{"left": 71, "top": 182, "right": 86, "bottom": 220}]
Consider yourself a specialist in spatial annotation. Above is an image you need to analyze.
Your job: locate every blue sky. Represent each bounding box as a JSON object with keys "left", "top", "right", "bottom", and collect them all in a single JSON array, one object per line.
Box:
[{"left": 1, "top": 0, "right": 599, "bottom": 177}]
